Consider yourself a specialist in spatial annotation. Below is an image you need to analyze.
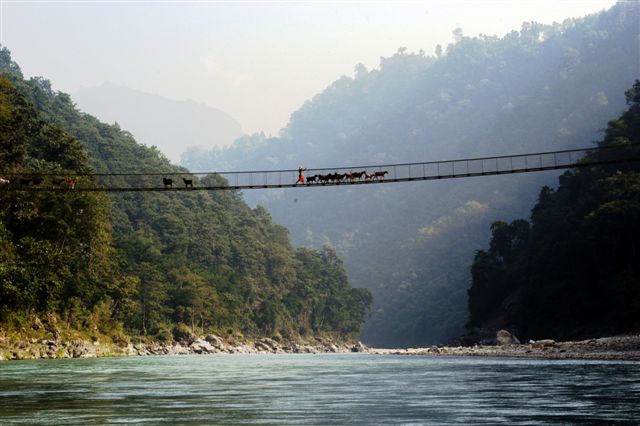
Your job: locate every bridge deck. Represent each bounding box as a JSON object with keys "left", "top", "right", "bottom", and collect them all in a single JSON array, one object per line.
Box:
[{"left": 2, "top": 146, "right": 639, "bottom": 192}]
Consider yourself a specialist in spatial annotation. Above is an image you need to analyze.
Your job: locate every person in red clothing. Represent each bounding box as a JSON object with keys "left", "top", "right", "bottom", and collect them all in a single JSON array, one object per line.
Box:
[{"left": 296, "top": 166, "right": 307, "bottom": 184}]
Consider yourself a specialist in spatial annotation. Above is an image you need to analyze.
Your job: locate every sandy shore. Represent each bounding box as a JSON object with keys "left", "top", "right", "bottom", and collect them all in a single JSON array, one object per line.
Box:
[{"left": 370, "top": 335, "right": 640, "bottom": 361}]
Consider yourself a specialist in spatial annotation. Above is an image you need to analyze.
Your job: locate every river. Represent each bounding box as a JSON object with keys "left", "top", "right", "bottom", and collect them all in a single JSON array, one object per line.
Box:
[{"left": 1, "top": 354, "right": 638, "bottom": 424}]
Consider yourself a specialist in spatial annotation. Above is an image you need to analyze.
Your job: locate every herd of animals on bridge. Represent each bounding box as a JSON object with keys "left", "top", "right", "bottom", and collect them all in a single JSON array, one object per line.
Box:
[
  {"left": 160, "top": 170, "right": 390, "bottom": 188},
  {"left": 298, "top": 170, "right": 388, "bottom": 185},
  {"left": 0, "top": 169, "right": 389, "bottom": 190}
]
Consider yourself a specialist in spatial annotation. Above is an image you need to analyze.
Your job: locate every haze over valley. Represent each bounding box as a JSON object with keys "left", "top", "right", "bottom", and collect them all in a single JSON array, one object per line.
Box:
[
  {"left": 2, "top": 3, "right": 640, "bottom": 422},
  {"left": 181, "top": 2, "right": 640, "bottom": 346}
]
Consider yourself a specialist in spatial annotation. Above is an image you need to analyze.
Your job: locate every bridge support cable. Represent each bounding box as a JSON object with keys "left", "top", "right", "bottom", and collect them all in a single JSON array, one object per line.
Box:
[{"left": 1, "top": 145, "right": 639, "bottom": 193}]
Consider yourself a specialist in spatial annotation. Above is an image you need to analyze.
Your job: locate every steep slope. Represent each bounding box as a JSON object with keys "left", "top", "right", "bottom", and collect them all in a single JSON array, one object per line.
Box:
[
  {"left": 0, "top": 74, "right": 127, "bottom": 332},
  {"left": 467, "top": 81, "right": 640, "bottom": 341},
  {"left": 181, "top": 2, "right": 640, "bottom": 346},
  {"left": 0, "top": 48, "right": 371, "bottom": 342}
]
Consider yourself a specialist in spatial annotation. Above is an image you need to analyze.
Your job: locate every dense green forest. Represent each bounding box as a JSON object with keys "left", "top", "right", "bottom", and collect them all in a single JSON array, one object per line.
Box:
[
  {"left": 0, "top": 49, "right": 371, "bottom": 343},
  {"left": 466, "top": 81, "right": 640, "bottom": 341},
  {"left": 180, "top": 3, "right": 639, "bottom": 346}
]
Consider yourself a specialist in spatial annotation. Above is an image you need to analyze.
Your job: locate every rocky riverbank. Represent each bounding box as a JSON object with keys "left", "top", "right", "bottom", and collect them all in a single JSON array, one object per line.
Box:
[
  {"left": 3, "top": 322, "right": 639, "bottom": 361},
  {"left": 371, "top": 334, "right": 640, "bottom": 361},
  {"left": 0, "top": 334, "right": 368, "bottom": 361},
  {"left": 0, "top": 313, "right": 369, "bottom": 361}
]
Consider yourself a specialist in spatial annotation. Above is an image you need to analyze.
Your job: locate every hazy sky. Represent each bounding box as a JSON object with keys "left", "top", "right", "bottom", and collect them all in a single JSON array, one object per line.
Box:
[{"left": 1, "top": 0, "right": 617, "bottom": 138}]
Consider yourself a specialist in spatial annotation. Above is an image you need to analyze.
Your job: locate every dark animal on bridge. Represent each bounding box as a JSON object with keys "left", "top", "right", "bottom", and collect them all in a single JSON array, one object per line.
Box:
[
  {"left": 372, "top": 171, "right": 389, "bottom": 180},
  {"left": 183, "top": 178, "right": 194, "bottom": 188},
  {"left": 63, "top": 178, "right": 77, "bottom": 189},
  {"left": 353, "top": 170, "right": 367, "bottom": 180},
  {"left": 162, "top": 177, "right": 173, "bottom": 188},
  {"left": 334, "top": 173, "right": 347, "bottom": 183},
  {"left": 31, "top": 177, "right": 44, "bottom": 186},
  {"left": 326, "top": 173, "right": 340, "bottom": 183},
  {"left": 19, "top": 178, "right": 31, "bottom": 187},
  {"left": 318, "top": 174, "right": 330, "bottom": 184},
  {"left": 345, "top": 171, "right": 367, "bottom": 182},
  {"left": 306, "top": 175, "right": 318, "bottom": 184}
]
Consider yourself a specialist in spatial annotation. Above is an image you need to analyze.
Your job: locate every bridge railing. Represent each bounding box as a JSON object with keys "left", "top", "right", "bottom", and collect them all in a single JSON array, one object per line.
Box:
[{"left": 1, "top": 145, "right": 638, "bottom": 192}]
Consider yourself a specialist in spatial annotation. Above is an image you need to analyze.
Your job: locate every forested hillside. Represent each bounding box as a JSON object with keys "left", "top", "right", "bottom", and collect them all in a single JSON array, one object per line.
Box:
[
  {"left": 0, "top": 48, "right": 371, "bottom": 343},
  {"left": 181, "top": 3, "right": 640, "bottom": 346},
  {"left": 0, "top": 75, "right": 124, "bottom": 333},
  {"left": 467, "top": 81, "right": 640, "bottom": 341}
]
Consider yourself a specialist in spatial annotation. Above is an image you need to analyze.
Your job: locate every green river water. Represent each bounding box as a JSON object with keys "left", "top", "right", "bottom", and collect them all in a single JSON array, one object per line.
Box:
[{"left": 0, "top": 354, "right": 638, "bottom": 424}]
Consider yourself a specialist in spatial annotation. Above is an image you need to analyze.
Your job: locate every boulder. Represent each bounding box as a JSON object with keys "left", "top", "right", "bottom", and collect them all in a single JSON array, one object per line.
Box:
[
  {"left": 254, "top": 341, "right": 272, "bottom": 352},
  {"left": 301, "top": 345, "right": 317, "bottom": 353},
  {"left": 190, "top": 338, "right": 215, "bottom": 354},
  {"left": 280, "top": 341, "right": 296, "bottom": 352},
  {"left": 496, "top": 330, "right": 520, "bottom": 346},
  {"left": 165, "top": 344, "right": 189, "bottom": 355},
  {"left": 234, "top": 344, "right": 254, "bottom": 354},
  {"left": 204, "top": 334, "right": 225, "bottom": 349},
  {"left": 65, "top": 340, "right": 95, "bottom": 358},
  {"left": 350, "top": 341, "right": 367, "bottom": 352},
  {"left": 255, "top": 337, "right": 279, "bottom": 352},
  {"left": 531, "top": 339, "right": 556, "bottom": 348}
]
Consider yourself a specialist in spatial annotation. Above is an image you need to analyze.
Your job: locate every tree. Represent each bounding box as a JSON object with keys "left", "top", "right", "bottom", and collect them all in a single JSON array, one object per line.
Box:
[{"left": 467, "top": 81, "right": 640, "bottom": 340}]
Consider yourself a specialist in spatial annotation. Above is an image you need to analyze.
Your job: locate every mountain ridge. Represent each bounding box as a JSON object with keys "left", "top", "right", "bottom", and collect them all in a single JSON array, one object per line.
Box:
[
  {"left": 73, "top": 82, "right": 244, "bottom": 163},
  {"left": 180, "top": 2, "right": 640, "bottom": 347}
]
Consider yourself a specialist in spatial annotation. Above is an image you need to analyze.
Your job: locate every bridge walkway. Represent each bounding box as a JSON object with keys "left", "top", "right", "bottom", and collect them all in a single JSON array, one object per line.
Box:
[{"left": 1, "top": 145, "right": 639, "bottom": 192}]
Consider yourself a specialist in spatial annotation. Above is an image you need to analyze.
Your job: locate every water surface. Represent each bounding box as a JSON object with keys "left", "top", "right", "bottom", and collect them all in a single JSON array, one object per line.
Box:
[{"left": 1, "top": 354, "right": 638, "bottom": 424}]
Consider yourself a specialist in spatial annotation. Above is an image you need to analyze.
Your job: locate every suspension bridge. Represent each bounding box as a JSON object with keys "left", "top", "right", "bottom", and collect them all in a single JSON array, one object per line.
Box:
[{"left": 1, "top": 145, "right": 639, "bottom": 192}]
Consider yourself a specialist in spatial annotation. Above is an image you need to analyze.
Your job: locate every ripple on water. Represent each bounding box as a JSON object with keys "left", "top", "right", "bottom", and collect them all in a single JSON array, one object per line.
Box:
[{"left": 0, "top": 355, "right": 639, "bottom": 424}]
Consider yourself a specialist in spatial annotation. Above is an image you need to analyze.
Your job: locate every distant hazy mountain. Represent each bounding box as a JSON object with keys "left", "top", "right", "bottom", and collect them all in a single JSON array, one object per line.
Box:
[{"left": 73, "top": 83, "right": 243, "bottom": 163}]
